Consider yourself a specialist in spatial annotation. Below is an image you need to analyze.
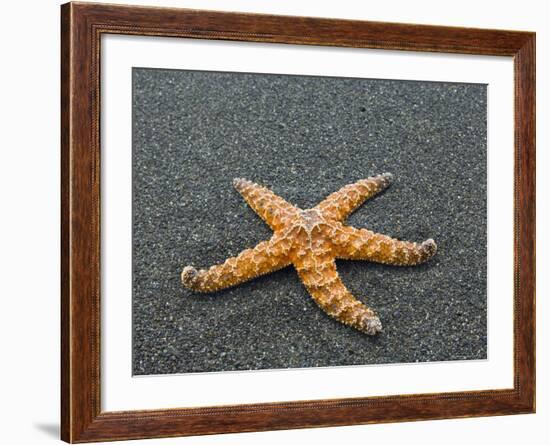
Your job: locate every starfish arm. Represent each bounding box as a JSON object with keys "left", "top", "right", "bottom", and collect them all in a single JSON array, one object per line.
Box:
[
  {"left": 233, "top": 178, "right": 300, "bottom": 231},
  {"left": 294, "top": 253, "right": 382, "bottom": 335},
  {"left": 314, "top": 173, "right": 393, "bottom": 222},
  {"left": 333, "top": 225, "right": 437, "bottom": 265},
  {"left": 181, "top": 235, "right": 291, "bottom": 292}
]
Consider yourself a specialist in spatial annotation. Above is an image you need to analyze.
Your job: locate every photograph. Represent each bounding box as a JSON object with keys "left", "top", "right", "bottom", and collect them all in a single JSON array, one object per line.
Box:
[{"left": 132, "top": 68, "right": 487, "bottom": 375}]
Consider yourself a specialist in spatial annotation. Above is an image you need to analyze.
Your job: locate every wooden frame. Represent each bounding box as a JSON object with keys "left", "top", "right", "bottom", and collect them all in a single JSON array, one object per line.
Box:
[{"left": 61, "top": 2, "right": 535, "bottom": 442}]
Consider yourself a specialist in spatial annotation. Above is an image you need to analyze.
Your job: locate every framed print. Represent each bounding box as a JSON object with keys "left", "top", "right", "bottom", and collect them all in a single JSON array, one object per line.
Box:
[{"left": 61, "top": 2, "right": 535, "bottom": 442}]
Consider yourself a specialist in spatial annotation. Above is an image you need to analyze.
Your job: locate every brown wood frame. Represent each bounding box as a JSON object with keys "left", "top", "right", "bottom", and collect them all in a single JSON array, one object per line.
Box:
[{"left": 61, "top": 2, "right": 536, "bottom": 442}]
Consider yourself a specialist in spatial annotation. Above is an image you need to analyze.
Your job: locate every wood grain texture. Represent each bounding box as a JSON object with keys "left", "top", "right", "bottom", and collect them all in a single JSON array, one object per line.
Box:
[
  {"left": 60, "top": 2, "right": 536, "bottom": 442},
  {"left": 60, "top": 5, "right": 70, "bottom": 440}
]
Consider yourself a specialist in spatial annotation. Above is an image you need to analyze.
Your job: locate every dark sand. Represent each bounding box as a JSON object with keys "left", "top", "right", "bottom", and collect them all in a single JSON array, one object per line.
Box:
[{"left": 132, "top": 68, "right": 487, "bottom": 375}]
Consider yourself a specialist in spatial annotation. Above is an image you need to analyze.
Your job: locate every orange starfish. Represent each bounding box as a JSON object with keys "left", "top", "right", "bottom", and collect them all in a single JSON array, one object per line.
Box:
[{"left": 182, "top": 174, "right": 437, "bottom": 335}]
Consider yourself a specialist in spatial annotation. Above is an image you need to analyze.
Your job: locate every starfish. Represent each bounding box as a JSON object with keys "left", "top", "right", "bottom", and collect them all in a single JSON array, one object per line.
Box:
[{"left": 182, "top": 174, "right": 437, "bottom": 335}]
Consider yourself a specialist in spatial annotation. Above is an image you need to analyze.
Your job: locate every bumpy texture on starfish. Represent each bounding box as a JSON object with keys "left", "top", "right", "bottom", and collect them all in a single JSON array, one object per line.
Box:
[{"left": 182, "top": 174, "right": 437, "bottom": 335}]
